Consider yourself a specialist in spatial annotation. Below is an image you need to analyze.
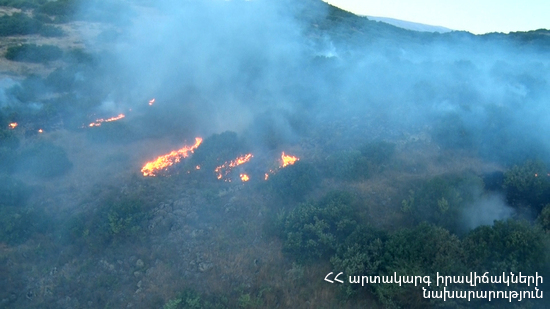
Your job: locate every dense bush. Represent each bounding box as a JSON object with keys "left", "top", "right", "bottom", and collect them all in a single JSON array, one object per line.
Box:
[
  {"left": 330, "top": 225, "right": 386, "bottom": 297},
  {"left": 0, "top": 13, "right": 41, "bottom": 36},
  {"left": 18, "top": 141, "right": 72, "bottom": 177},
  {"left": 278, "top": 191, "right": 357, "bottom": 261},
  {"left": 538, "top": 204, "right": 550, "bottom": 231},
  {"left": 38, "top": 24, "right": 64, "bottom": 37},
  {"left": 463, "top": 219, "right": 547, "bottom": 275},
  {"left": 401, "top": 172, "right": 483, "bottom": 233},
  {"left": 0, "top": 204, "right": 48, "bottom": 244},
  {"left": 7, "top": 74, "right": 45, "bottom": 102},
  {"left": 0, "top": 0, "right": 40, "bottom": 9},
  {"left": 68, "top": 193, "right": 149, "bottom": 249},
  {"left": 324, "top": 141, "right": 395, "bottom": 180},
  {"left": 0, "top": 175, "right": 31, "bottom": 207},
  {"left": 106, "top": 196, "right": 146, "bottom": 237},
  {"left": 373, "top": 223, "right": 465, "bottom": 308},
  {"left": 325, "top": 150, "right": 371, "bottom": 180},
  {"left": 37, "top": 0, "right": 79, "bottom": 18},
  {"left": 6, "top": 44, "right": 63, "bottom": 63},
  {"left": 462, "top": 220, "right": 549, "bottom": 307},
  {"left": 0, "top": 175, "right": 47, "bottom": 245},
  {"left": 268, "top": 161, "right": 319, "bottom": 201},
  {"left": 163, "top": 288, "right": 229, "bottom": 309},
  {"left": 503, "top": 159, "right": 550, "bottom": 213},
  {"left": 0, "top": 11, "right": 64, "bottom": 37}
]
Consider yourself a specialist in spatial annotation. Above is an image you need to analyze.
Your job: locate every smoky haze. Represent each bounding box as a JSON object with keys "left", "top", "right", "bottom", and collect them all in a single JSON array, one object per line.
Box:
[
  {"left": 71, "top": 0, "right": 550, "bottom": 164},
  {"left": 67, "top": 0, "right": 550, "bottom": 228},
  {"left": 77, "top": 0, "right": 312, "bottom": 138}
]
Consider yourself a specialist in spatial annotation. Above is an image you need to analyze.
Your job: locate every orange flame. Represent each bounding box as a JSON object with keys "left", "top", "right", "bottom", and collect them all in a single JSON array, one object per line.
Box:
[
  {"left": 89, "top": 114, "right": 125, "bottom": 127},
  {"left": 8, "top": 122, "right": 17, "bottom": 129},
  {"left": 141, "top": 137, "right": 202, "bottom": 177},
  {"left": 264, "top": 173, "right": 269, "bottom": 180},
  {"left": 38, "top": 129, "right": 43, "bottom": 133},
  {"left": 281, "top": 152, "right": 299, "bottom": 167},
  {"left": 215, "top": 153, "right": 253, "bottom": 180},
  {"left": 240, "top": 174, "right": 250, "bottom": 182},
  {"left": 149, "top": 98, "right": 155, "bottom": 106}
]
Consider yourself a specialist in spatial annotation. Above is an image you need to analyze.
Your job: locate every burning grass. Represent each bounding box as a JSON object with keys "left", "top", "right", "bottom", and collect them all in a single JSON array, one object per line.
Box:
[
  {"left": 141, "top": 137, "right": 202, "bottom": 177},
  {"left": 214, "top": 153, "right": 253, "bottom": 181},
  {"left": 88, "top": 113, "right": 125, "bottom": 127}
]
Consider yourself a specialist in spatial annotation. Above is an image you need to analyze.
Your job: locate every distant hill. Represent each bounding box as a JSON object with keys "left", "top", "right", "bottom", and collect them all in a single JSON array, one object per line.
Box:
[{"left": 366, "top": 15, "right": 452, "bottom": 33}]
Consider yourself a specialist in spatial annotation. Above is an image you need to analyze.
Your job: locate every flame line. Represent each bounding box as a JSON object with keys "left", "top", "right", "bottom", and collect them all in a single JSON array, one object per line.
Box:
[{"left": 141, "top": 137, "right": 202, "bottom": 177}]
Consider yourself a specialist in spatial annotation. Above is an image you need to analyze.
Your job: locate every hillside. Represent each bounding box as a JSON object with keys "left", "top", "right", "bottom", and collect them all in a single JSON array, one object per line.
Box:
[{"left": 0, "top": 1, "right": 549, "bottom": 308}]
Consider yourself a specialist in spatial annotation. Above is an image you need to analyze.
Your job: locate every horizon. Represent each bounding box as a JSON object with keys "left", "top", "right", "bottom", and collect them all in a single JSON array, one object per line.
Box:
[{"left": 323, "top": 0, "right": 550, "bottom": 34}]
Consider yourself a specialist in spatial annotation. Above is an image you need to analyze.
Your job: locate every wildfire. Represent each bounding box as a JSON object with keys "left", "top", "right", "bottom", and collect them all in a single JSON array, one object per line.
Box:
[
  {"left": 8, "top": 122, "right": 17, "bottom": 129},
  {"left": 149, "top": 98, "right": 155, "bottom": 106},
  {"left": 141, "top": 137, "right": 203, "bottom": 177},
  {"left": 240, "top": 174, "right": 250, "bottom": 182},
  {"left": 215, "top": 153, "right": 253, "bottom": 180},
  {"left": 38, "top": 129, "right": 43, "bottom": 133},
  {"left": 264, "top": 173, "right": 269, "bottom": 180},
  {"left": 281, "top": 152, "right": 299, "bottom": 167},
  {"left": 89, "top": 114, "right": 125, "bottom": 127}
]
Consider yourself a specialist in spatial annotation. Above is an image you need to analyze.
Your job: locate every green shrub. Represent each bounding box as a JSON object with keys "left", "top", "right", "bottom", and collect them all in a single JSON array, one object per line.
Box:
[
  {"left": 68, "top": 193, "right": 148, "bottom": 249},
  {"left": 375, "top": 223, "right": 465, "bottom": 308},
  {"left": 462, "top": 219, "right": 548, "bottom": 307},
  {"left": 330, "top": 225, "right": 386, "bottom": 297},
  {"left": 38, "top": 24, "right": 64, "bottom": 37},
  {"left": 7, "top": 74, "right": 45, "bottom": 102},
  {"left": 0, "top": 175, "right": 47, "bottom": 245},
  {"left": 0, "top": 175, "right": 31, "bottom": 207},
  {"left": 0, "top": 204, "right": 48, "bottom": 245},
  {"left": 538, "top": 204, "right": 550, "bottom": 231},
  {"left": 106, "top": 197, "right": 145, "bottom": 236},
  {"left": 268, "top": 161, "right": 319, "bottom": 201},
  {"left": 6, "top": 44, "right": 63, "bottom": 63},
  {"left": 463, "top": 219, "right": 547, "bottom": 275},
  {"left": 325, "top": 150, "right": 371, "bottom": 180},
  {"left": 0, "top": 0, "right": 40, "bottom": 9},
  {"left": 33, "top": 12, "right": 54, "bottom": 23},
  {"left": 64, "top": 48, "right": 94, "bottom": 64},
  {"left": 279, "top": 191, "right": 357, "bottom": 261},
  {"left": 0, "top": 13, "right": 42, "bottom": 36},
  {"left": 325, "top": 141, "right": 395, "bottom": 180},
  {"left": 37, "top": 0, "right": 79, "bottom": 18},
  {"left": 163, "top": 288, "right": 228, "bottom": 309},
  {"left": 503, "top": 159, "right": 550, "bottom": 212},
  {"left": 401, "top": 172, "right": 483, "bottom": 233}
]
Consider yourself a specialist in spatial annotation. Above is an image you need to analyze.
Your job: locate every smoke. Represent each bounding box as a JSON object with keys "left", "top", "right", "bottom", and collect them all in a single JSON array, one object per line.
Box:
[
  {"left": 73, "top": 0, "right": 314, "bottom": 137},
  {"left": 462, "top": 193, "right": 515, "bottom": 230},
  {"left": 67, "top": 0, "right": 550, "bottom": 205}
]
